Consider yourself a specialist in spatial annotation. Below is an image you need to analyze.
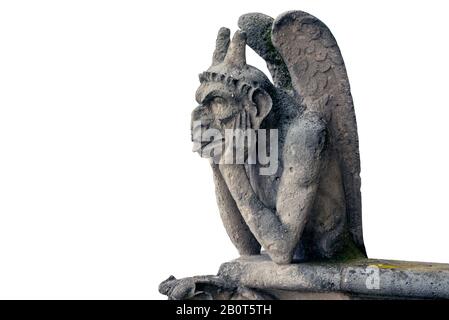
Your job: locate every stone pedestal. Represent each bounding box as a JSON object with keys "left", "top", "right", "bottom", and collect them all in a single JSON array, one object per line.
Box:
[{"left": 159, "top": 254, "right": 449, "bottom": 300}]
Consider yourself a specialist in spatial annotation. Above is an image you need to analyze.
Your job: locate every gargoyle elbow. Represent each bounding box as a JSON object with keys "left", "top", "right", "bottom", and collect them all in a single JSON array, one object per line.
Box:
[
  {"left": 266, "top": 241, "right": 294, "bottom": 265},
  {"left": 270, "top": 253, "right": 292, "bottom": 265}
]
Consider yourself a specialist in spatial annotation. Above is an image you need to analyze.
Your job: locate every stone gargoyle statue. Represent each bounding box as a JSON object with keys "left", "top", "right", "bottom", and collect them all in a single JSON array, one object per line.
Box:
[
  {"left": 161, "top": 10, "right": 378, "bottom": 300},
  {"left": 190, "top": 10, "right": 366, "bottom": 264}
]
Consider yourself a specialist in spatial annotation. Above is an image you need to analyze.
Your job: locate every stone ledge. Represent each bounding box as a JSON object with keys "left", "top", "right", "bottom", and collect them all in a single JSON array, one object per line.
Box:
[{"left": 218, "top": 254, "right": 449, "bottom": 299}]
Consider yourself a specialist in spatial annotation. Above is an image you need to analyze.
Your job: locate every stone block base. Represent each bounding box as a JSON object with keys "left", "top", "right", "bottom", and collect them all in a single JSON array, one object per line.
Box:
[{"left": 159, "top": 254, "right": 449, "bottom": 300}]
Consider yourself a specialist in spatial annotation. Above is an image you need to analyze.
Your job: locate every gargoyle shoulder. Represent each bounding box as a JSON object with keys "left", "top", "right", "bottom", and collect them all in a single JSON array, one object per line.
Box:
[
  {"left": 284, "top": 112, "right": 328, "bottom": 156},
  {"left": 282, "top": 112, "right": 328, "bottom": 186}
]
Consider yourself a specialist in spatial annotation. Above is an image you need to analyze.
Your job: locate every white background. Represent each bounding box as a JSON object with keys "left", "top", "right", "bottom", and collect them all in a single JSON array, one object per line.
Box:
[{"left": 1, "top": 0, "right": 448, "bottom": 299}]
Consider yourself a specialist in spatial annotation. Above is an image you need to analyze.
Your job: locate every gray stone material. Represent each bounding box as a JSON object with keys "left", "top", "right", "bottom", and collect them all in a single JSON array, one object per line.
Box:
[
  {"left": 159, "top": 9, "right": 449, "bottom": 300},
  {"left": 220, "top": 255, "right": 449, "bottom": 299},
  {"left": 161, "top": 255, "right": 449, "bottom": 299},
  {"left": 191, "top": 9, "right": 365, "bottom": 265}
]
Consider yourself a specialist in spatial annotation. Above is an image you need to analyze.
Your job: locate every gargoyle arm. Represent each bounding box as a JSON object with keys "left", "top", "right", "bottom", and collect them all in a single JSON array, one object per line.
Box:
[
  {"left": 211, "top": 164, "right": 261, "bottom": 255},
  {"left": 219, "top": 116, "right": 327, "bottom": 264}
]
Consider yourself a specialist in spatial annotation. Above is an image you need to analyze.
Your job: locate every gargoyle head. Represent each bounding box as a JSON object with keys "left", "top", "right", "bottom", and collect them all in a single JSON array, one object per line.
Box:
[{"left": 193, "top": 29, "right": 274, "bottom": 134}]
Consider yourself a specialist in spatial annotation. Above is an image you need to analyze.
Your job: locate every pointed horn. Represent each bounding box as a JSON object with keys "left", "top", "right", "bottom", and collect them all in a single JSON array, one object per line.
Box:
[
  {"left": 224, "top": 30, "right": 247, "bottom": 68},
  {"left": 212, "top": 27, "right": 231, "bottom": 65}
]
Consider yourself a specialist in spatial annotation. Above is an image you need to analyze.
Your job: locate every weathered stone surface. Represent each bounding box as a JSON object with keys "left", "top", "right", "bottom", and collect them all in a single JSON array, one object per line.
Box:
[
  {"left": 219, "top": 254, "right": 449, "bottom": 299},
  {"left": 159, "top": 9, "right": 449, "bottom": 300},
  {"left": 191, "top": 9, "right": 365, "bottom": 265},
  {"left": 161, "top": 254, "right": 449, "bottom": 300}
]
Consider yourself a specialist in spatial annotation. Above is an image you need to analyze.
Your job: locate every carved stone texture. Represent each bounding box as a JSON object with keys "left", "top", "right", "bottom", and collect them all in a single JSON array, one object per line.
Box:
[
  {"left": 158, "top": 274, "right": 274, "bottom": 300},
  {"left": 191, "top": 10, "right": 365, "bottom": 265},
  {"left": 160, "top": 10, "right": 449, "bottom": 300},
  {"left": 161, "top": 255, "right": 449, "bottom": 300}
]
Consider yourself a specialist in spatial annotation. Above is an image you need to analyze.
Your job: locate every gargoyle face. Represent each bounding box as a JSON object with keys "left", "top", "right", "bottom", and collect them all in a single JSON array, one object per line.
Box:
[
  {"left": 191, "top": 29, "right": 274, "bottom": 159},
  {"left": 194, "top": 85, "right": 241, "bottom": 132},
  {"left": 193, "top": 81, "right": 260, "bottom": 132},
  {"left": 191, "top": 82, "right": 246, "bottom": 158},
  {"left": 191, "top": 78, "right": 273, "bottom": 156}
]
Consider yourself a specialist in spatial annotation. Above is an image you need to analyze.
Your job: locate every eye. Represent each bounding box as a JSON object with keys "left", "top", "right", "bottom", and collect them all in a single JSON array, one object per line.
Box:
[
  {"left": 209, "top": 97, "right": 233, "bottom": 120},
  {"left": 210, "top": 96, "right": 225, "bottom": 108}
]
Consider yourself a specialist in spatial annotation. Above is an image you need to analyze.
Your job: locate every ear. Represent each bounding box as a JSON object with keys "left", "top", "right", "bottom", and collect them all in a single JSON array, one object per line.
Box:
[{"left": 249, "top": 88, "right": 272, "bottom": 128}]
